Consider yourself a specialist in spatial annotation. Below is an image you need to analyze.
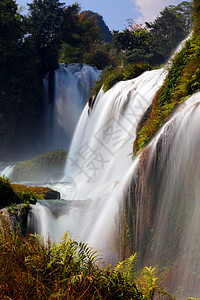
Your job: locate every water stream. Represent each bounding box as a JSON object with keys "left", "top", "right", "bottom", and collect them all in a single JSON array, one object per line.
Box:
[{"left": 27, "top": 37, "right": 200, "bottom": 297}]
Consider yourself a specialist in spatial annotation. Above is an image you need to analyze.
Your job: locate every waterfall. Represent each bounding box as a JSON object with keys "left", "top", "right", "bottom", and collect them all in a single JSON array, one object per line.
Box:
[
  {"left": 117, "top": 92, "right": 200, "bottom": 298},
  {"left": 56, "top": 68, "right": 167, "bottom": 200},
  {"left": 28, "top": 67, "right": 167, "bottom": 257},
  {"left": 0, "top": 164, "right": 15, "bottom": 179},
  {"left": 27, "top": 37, "right": 200, "bottom": 297},
  {"left": 41, "top": 63, "right": 100, "bottom": 152}
]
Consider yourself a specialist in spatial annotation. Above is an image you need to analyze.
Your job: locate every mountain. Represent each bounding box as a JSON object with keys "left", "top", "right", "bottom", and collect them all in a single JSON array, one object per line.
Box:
[{"left": 81, "top": 10, "right": 112, "bottom": 43}]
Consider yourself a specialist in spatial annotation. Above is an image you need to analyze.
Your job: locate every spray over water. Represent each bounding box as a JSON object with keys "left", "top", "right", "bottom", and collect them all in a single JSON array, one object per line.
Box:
[{"left": 28, "top": 36, "right": 200, "bottom": 297}]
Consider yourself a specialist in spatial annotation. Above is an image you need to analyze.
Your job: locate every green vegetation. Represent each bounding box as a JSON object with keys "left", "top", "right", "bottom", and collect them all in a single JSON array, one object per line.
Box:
[
  {"left": 133, "top": 28, "right": 200, "bottom": 154},
  {"left": 12, "top": 150, "right": 67, "bottom": 182},
  {"left": 12, "top": 184, "right": 57, "bottom": 200},
  {"left": 0, "top": 0, "right": 112, "bottom": 159},
  {"left": 113, "top": 1, "right": 192, "bottom": 66},
  {"left": 0, "top": 176, "right": 20, "bottom": 208},
  {"left": 89, "top": 1, "right": 192, "bottom": 105},
  {"left": 0, "top": 0, "right": 193, "bottom": 160},
  {"left": 0, "top": 166, "right": 60, "bottom": 208},
  {"left": 0, "top": 219, "right": 174, "bottom": 299},
  {"left": 91, "top": 63, "right": 153, "bottom": 99},
  {"left": 0, "top": 176, "right": 37, "bottom": 208}
]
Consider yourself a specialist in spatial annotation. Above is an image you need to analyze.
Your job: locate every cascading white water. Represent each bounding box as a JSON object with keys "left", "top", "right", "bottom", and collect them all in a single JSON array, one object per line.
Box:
[
  {"left": 42, "top": 63, "right": 100, "bottom": 152},
  {"left": 28, "top": 67, "right": 167, "bottom": 258},
  {"left": 0, "top": 164, "right": 15, "bottom": 179},
  {"left": 57, "top": 68, "right": 167, "bottom": 199},
  {"left": 27, "top": 36, "right": 200, "bottom": 296},
  {"left": 113, "top": 92, "right": 200, "bottom": 298}
]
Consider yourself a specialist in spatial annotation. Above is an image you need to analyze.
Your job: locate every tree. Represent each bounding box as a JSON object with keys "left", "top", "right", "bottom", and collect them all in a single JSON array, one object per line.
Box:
[
  {"left": 59, "top": 9, "right": 103, "bottom": 64},
  {"left": 0, "top": 0, "right": 21, "bottom": 59},
  {"left": 113, "top": 29, "right": 157, "bottom": 65},
  {"left": 0, "top": 0, "right": 42, "bottom": 159},
  {"left": 83, "top": 42, "right": 114, "bottom": 69},
  {"left": 146, "top": 2, "right": 193, "bottom": 61},
  {"left": 26, "top": 0, "right": 66, "bottom": 76},
  {"left": 170, "top": 1, "right": 193, "bottom": 32},
  {"left": 113, "top": 1, "right": 193, "bottom": 66},
  {"left": 193, "top": 0, "right": 200, "bottom": 33}
]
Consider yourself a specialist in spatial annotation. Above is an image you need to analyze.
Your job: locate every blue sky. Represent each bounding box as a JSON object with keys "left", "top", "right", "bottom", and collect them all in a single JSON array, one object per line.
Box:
[{"left": 16, "top": 0, "right": 190, "bottom": 31}]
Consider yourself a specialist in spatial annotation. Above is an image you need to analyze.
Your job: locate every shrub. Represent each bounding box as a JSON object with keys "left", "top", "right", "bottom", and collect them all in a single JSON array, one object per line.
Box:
[
  {"left": 133, "top": 34, "right": 200, "bottom": 155},
  {"left": 0, "top": 176, "right": 21, "bottom": 208},
  {"left": 91, "top": 62, "right": 153, "bottom": 98},
  {"left": 0, "top": 219, "right": 174, "bottom": 299},
  {"left": 0, "top": 176, "right": 37, "bottom": 208}
]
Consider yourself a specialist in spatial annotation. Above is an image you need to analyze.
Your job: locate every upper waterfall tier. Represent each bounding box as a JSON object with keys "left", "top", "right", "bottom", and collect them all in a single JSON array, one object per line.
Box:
[
  {"left": 56, "top": 68, "right": 167, "bottom": 200},
  {"left": 41, "top": 64, "right": 100, "bottom": 152}
]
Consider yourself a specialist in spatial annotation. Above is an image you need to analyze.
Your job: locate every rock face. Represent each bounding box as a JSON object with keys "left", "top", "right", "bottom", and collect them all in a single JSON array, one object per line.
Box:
[
  {"left": 120, "top": 95, "right": 200, "bottom": 297},
  {"left": 0, "top": 204, "right": 30, "bottom": 234},
  {"left": 44, "top": 190, "right": 60, "bottom": 199}
]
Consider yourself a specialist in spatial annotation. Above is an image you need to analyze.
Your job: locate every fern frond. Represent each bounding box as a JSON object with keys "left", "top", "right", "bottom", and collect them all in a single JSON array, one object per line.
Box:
[
  {"left": 123, "top": 253, "right": 137, "bottom": 280},
  {"left": 78, "top": 241, "right": 99, "bottom": 266},
  {"left": 142, "top": 266, "right": 159, "bottom": 286},
  {"left": 113, "top": 259, "right": 127, "bottom": 276},
  {"left": 138, "top": 266, "right": 161, "bottom": 300}
]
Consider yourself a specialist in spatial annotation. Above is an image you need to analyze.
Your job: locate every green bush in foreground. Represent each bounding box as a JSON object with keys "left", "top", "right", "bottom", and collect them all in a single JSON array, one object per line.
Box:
[{"left": 0, "top": 219, "right": 174, "bottom": 299}]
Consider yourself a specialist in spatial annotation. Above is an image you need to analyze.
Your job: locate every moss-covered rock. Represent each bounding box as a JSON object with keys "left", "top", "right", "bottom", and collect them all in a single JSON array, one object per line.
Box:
[
  {"left": 11, "top": 184, "right": 60, "bottom": 200},
  {"left": 12, "top": 150, "right": 67, "bottom": 183}
]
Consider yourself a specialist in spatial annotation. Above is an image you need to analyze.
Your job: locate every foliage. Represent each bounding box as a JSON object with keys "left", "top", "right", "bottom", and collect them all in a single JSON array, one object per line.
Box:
[
  {"left": 83, "top": 42, "right": 115, "bottom": 70},
  {"left": 138, "top": 266, "right": 165, "bottom": 300},
  {"left": 12, "top": 150, "right": 67, "bottom": 182},
  {"left": 0, "top": 176, "right": 37, "bottom": 208},
  {"left": 113, "top": 1, "right": 192, "bottom": 66},
  {"left": 91, "top": 62, "right": 153, "bottom": 98},
  {"left": 81, "top": 10, "right": 112, "bottom": 43},
  {"left": 133, "top": 31, "right": 200, "bottom": 155},
  {"left": 59, "top": 9, "right": 104, "bottom": 64},
  {"left": 146, "top": 3, "right": 192, "bottom": 61},
  {"left": 0, "top": 220, "right": 174, "bottom": 299},
  {"left": 26, "top": 0, "right": 66, "bottom": 76},
  {"left": 0, "top": 0, "right": 113, "bottom": 160},
  {"left": 113, "top": 29, "right": 157, "bottom": 65},
  {"left": 11, "top": 184, "right": 54, "bottom": 200},
  {"left": 0, "top": 176, "right": 20, "bottom": 208},
  {"left": 171, "top": 1, "right": 193, "bottom": 31},
  {"left": 0, "top": 0, "right": 41, "bottom": 160},
  {"left": 193, "top": 0, "right": 200, "bottom": 34},
  {"left": 0, "top": 0, "right": 21, "bottom": 56}
]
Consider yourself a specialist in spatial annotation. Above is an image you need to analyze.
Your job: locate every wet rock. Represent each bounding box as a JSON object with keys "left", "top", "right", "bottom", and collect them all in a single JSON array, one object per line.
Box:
[{"left": 44, "top": 190, "right": 60, "bottom": 199}]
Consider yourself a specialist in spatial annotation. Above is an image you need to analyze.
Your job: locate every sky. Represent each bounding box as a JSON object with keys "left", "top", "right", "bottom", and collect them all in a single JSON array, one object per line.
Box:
[{"left": 16, "top": 0, "right": 190, "bottom": 32}]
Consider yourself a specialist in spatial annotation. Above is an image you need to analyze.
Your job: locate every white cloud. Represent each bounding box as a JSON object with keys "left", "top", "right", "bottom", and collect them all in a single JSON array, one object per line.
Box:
[{"left": 131, "top": 0, "right": 185, "bottom": 22}]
